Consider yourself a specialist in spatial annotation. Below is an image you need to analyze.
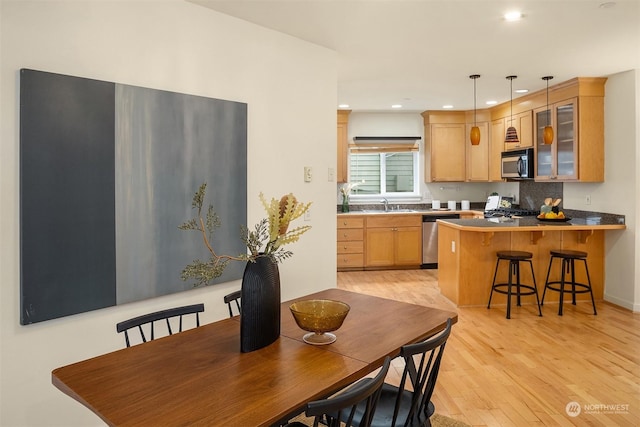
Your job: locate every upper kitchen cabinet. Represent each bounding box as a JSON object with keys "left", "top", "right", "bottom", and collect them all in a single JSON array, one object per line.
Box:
[
  {"left": 532, "top": 78, "right": 605, "bottom": 182},
  {"left": 337, "top": 110, "right": 351, "bottom": 183},
  {"left": 422, "top": 111, "right": 466, "bottom": 182},
  {"left": 489, "top": 118, "right": 505, "bottom": 181},
  {"left": 502, "top": 110, "right": 533, "bottom": 151},
  {"left": 534, "top": 98, "right": 578, "bottom": 180},
  {"left": 465, "top": 110, "right": 491, "bottom": 182}
]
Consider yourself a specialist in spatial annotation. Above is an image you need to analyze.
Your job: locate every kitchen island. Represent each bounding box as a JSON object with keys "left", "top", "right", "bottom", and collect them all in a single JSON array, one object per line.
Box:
[{"left": 437, "top": 217, "right": 626, "bottom": 307}]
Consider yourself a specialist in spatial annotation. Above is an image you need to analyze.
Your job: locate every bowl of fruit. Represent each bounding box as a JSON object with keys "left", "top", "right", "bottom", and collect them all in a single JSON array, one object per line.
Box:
[{"left": 537, "top": 198, "right": 570, "bottom": 222}]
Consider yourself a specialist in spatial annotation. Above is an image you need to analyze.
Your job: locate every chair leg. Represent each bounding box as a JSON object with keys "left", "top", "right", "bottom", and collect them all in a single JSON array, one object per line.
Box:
[
  {"left": 515, "top": 261, "right": 522, "bottom": 307},
  {"left": 527, "top": 260, "right": 542, "bottom": 317},
  {"left": 541, "top": 256, "right": 555, "bottom": 306},
  {"left": 506, "top": 261, "right": 513, "bottom": 319},
  {"left": 569, "top": 259, "right": 578, "bottom": 305},
  {"left": 558, "top": 258, "right": 568, "bottom": 316},
  {"left": 582, "top": 259, "right": 598, "bottom": 315},
  {"left": 487, "top": 258, "right": 501, "bottom": 309}
]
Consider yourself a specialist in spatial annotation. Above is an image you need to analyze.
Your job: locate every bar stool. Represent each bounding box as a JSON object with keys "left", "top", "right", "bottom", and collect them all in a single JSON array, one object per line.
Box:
[
  {"left": 541, "top": 249, "right": 597, "bottom": 316},
  {"left": 488, "top": 250, "right": 542, "bottom": 319}
]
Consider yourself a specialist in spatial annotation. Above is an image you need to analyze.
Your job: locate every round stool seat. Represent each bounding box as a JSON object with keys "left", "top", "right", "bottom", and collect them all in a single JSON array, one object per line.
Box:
[
  {"left": 496, "top": 250, "right": 533, "bottom": 260},
  {"left": 549, "top": 249, "right": 588, "bottom": 259}
]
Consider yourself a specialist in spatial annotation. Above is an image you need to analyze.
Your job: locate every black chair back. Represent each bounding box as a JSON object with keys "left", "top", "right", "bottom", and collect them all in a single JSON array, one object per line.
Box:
[
  {"left": 116, "top": 303, "right": 204, "bottom": 347},
  {"left": 224, "top": 290, "right": 241, "bottom": 317},
  {"left": 349, "top": 318, "right": 453, "bottom": 427},
  {"left": 306, "top": 356, "right": 391, "bottom": 427},
  {"left": 379, "top": 318, "right": 453, "bottom": 427}
]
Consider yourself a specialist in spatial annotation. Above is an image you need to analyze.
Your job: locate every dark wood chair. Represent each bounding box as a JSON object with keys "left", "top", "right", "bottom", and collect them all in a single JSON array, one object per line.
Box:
[
  {"left": 116, "top": 303, "right": 205, "bottom": 347},
  {"left": 352, "top": 318, "right": 453, "bottom": 427},
  {"left": 287, "top": 356, "right": 391, "bottom": 427},
  {"left": 224, "top": 290, "right": 241, "bottom": 317}
]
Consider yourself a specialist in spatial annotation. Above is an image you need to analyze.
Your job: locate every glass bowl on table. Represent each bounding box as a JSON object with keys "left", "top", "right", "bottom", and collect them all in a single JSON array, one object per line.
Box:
[{"left": 289, "top": 299, "right": 350, "bottom": 345}]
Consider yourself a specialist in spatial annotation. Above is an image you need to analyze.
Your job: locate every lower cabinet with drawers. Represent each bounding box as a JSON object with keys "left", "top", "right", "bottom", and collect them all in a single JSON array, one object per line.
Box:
[
  {"left": 337, "top": 216, "right": 365, "bottom": 270},
  {"left": 337, "top": 214, "right": 422, "bottom": 271}
]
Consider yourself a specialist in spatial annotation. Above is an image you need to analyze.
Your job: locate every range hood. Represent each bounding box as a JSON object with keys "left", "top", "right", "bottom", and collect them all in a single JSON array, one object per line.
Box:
[
  {"left": 353, "top": 136, "right": 421, "bottom": 141},
  {"left": 351, "top": 136, "right": 421, "bottom": 152}
]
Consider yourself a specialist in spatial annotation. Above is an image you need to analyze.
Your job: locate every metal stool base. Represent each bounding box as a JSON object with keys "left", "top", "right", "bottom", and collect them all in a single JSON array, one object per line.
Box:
[
  {"left": 488, "top": 253, "right": 542, "bottom": 319},
  {"left": 541, "top": 252, "right": 597, "bottom": 316}
]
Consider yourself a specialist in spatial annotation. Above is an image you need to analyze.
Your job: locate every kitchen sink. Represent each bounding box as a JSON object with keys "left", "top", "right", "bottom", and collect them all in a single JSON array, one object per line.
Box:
[{"left": 359, "top": 209, "right": 417, "bottom": 213}]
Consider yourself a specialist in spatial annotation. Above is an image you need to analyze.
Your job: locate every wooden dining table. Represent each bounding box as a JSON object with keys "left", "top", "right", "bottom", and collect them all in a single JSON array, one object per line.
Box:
[{"left": 52, "top": 288, "right": 457, "bottom": 426}]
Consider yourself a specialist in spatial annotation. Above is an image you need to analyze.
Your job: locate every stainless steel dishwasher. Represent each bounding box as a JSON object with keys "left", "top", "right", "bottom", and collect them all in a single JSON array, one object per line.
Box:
[{"left": 421, "top": 214, "right": 460, "bottom": 268}]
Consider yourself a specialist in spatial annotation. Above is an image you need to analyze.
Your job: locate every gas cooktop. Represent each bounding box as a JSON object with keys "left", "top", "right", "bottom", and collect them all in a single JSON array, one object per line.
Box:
[{"left": 484, "top": 207, "right": 540, "bottom": 218}]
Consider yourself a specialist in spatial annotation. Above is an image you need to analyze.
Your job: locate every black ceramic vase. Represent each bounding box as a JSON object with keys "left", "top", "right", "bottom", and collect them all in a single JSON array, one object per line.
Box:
[{"left": 240, "top": 256, "right": 281, "bottom": 353}]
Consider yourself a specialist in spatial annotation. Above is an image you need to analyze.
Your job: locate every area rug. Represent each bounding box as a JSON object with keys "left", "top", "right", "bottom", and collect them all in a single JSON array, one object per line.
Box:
[
  {"left": 430, "top": 413, "right": 471, "bottom": 427},
  {"left": 289, "top": 412, "right": 470, "bottom": 426}
]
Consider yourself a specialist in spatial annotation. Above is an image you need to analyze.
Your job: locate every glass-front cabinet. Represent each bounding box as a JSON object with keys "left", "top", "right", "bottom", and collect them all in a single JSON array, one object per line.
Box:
[{"left": 534, "top": 97, "right": 578, "bottom": 180}]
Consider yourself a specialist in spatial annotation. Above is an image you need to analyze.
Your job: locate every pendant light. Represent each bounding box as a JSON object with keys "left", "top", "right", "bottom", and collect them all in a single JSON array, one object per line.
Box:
[
  {"left": 542, "top": 76, "right": 554, "bottom": 145},
  {"left": 469, "top": 74, "right": 481, "bottom": 145},
  {"left": 504, "top": 75, "right": 519, "bottom": 144}
]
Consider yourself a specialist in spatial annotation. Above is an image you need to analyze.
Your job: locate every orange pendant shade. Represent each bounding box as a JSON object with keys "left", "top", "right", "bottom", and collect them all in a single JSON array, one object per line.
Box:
[
  {"left": 470, "top": 126, "right": 481, "bottom": 145},
  {"left": 543, "top": 125, "right": 554, "bottom": 145},
  {"left": 542, "top": 76, "right": 554, "bottom": 145}
]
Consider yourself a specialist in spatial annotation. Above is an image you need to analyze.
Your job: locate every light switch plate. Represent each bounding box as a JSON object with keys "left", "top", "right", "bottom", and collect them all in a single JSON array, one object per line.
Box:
[{"left": 304, "top": 166, "right": 312, "bottom": 182}]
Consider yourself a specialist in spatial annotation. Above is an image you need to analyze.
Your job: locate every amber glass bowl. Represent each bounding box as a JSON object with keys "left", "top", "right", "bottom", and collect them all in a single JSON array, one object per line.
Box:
[{"left": 289, "top": 299, "right": 350, "bottom": 345}]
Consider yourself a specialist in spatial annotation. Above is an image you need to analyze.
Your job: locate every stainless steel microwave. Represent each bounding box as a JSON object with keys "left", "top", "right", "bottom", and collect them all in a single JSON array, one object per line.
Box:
[{"left": 501, "top": 148, "right": 534, "bottom": 179}]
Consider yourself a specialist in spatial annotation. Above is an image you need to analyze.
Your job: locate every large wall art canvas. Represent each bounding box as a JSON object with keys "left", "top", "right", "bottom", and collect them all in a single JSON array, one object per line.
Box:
[{"left": 20, "top": 69, "right": 247, "bottom": 324}]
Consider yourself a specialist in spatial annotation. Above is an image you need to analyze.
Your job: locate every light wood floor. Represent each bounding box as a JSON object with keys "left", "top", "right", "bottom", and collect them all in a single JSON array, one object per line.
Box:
[{"left": 337, "top": 269, "right": 640, "bottom": 427}]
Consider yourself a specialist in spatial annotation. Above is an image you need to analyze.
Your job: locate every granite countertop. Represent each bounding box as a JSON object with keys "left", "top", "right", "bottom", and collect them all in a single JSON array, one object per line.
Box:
[
  {"left": 336, "top": 203, "right": 626, "bottom": 226},
  {"left": 337, "top": 209, "right": 481, "bottom": 216},
  {"left": 437, "top": 216, "right": 626, "bottom": 231}
]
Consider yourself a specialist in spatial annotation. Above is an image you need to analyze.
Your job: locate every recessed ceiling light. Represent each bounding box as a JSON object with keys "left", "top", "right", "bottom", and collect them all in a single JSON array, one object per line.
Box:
[
  {"left": 515, "top": 89, "right": 529, "bottom": 94},
  {"left": 391, "top": 104, "right": 402, "bottom": 109},
  {"left": 486, "top": 100, "right": 498, "bottom": 106},
  {"left": 338, "top": 104, "right": 350, "bottom": 108},
  {"left": 504, "top": 11, "right": 523, "bottom": 21},
  {"left": 442, "top": 105, "right": 454, "bottom": 109}
]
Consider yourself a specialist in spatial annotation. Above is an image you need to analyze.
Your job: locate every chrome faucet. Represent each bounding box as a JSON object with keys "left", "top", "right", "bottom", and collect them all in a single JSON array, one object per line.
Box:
[{"left": 382, "top": 198, "right": 389, "bottom": 211}]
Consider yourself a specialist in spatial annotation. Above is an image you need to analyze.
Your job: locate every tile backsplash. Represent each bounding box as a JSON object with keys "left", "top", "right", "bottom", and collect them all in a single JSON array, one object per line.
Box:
[{"left": 519, "top": 181, "right": 563, "bottom": 210}]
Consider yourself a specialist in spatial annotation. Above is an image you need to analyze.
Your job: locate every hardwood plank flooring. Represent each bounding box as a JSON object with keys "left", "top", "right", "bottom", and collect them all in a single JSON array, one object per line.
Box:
[{"left": 337, "top": 269, "right": 640, "bottom": 427}]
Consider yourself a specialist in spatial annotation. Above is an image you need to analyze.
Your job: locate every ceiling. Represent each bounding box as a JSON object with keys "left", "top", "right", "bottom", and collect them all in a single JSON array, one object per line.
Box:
[{"left": 190, "top": 0, "right": 640, "bottom": 112}]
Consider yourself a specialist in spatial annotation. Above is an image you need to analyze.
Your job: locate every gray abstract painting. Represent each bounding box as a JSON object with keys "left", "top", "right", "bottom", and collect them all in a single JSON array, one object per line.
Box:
[{"left": 20, "top": 69, "right": 247, "bottom": 323}]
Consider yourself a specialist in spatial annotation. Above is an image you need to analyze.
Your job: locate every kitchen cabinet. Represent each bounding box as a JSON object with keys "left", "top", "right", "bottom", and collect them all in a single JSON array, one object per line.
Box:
[
  {"left": 466, "top": 121, "right": 490, "bottom": 181},
  {"left": 534, "top": 98, "right": 577, "bottom": 180},
  {"left": 422, "top": 111, "right": 466, "bottom": 182},
  {"left": 337, "top": 215, "right": 364, "bottom": 270},
  {"left": 365, "top": 215, "right": 421, "bottom": 268},
  {"left": 503, "top": 110, "right": 533, "bottom": 151},
  {"left": 337, "top": 110, "right": 351, "bottom": 183},
  {"left": 490, "top": 118, "right": 505, "bottom": 181},
  {"left": 534, "top": 95, "right": 603, "bottom": 182}
]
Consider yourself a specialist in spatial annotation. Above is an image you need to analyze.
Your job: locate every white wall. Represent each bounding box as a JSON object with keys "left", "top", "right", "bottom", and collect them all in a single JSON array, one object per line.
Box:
[
  {"left": 564, "top": 70, "right": 638, "bottom": 310},
  {"left": 0, "top": 1, "right": 337, "bottom": 425}
]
